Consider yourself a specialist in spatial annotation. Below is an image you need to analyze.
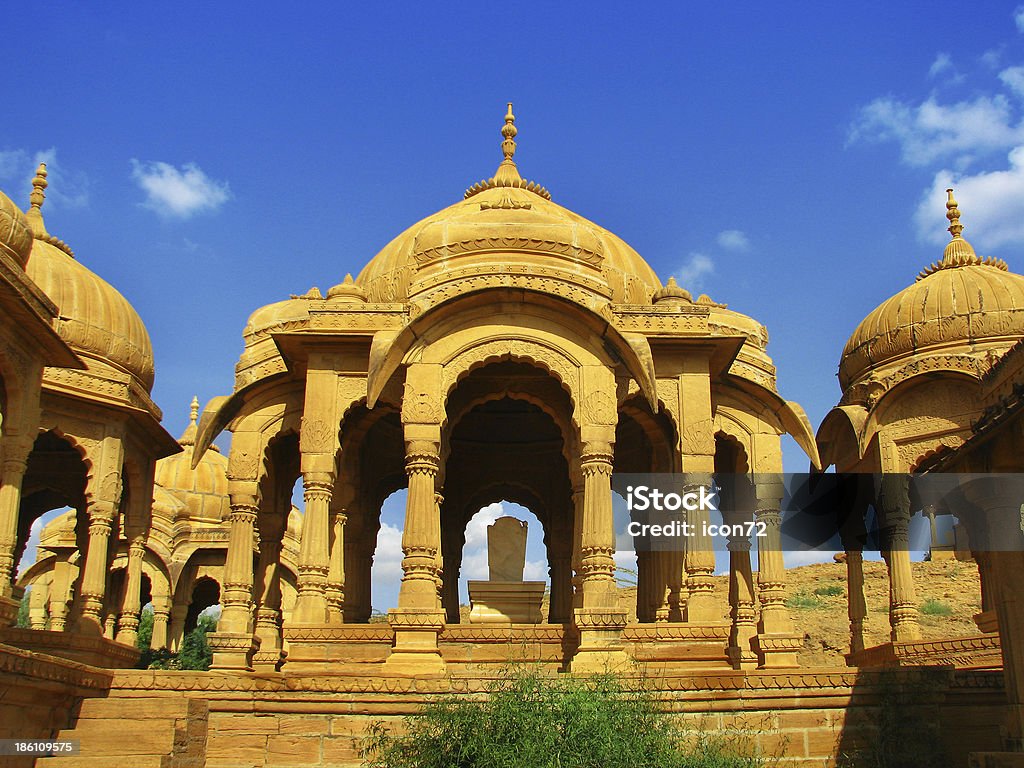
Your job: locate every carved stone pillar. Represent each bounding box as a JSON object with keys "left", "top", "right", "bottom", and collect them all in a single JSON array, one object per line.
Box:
[
  {"left": 151, "top": 599, "right": 170, "bottom": 650},
  {"left": 253, "top": 537, "right": 284, "bottom": 671},
  {"left": 683, "top": 474, "right": 716, "bottom": 622},
  {"left": 28, "top": 579, "right": 48, "bottom": 629},
  {"left": 386, "top": 431, "right": 446, "bottom": 674},
  {"left": 169, "top": 604, "right": 189, "bottom": 652},
  {"left": 326, "top": 512, "right": 346, "bottom": 624},
  {"left": 0, "top": 440, "right": 31, "bottom": 623},
  {"left": 572, "top": 438, "right": 628, "bottom": 672},
  {"left": 570, "top": 480, "right": 584, "bottom": 611},
  {"left": 753, "top": 477, "right": 800, "bottom": 667},
  {"left": 78, "top": 498, "right": 117, "bottom": 636},
  {"left": 727, "top": 528, "right": 757, "bottom": 669},
  {"left": 115, "top": 538, "right": 146, "bottom": 645},
  {"left": 548, "top": 514, "right": 573, "bottom": 624},
  {"left": 293, "top": 469, "right": 333, "bottom": 624},
  {"left": 879, "top": 473, "right": 920, "bottom": 642},
  {"left": 209, "top": 485, "right": 260, "bottom": 671},
  {"left": 846, "top": 550, "right": 867, "bottom": 655}
]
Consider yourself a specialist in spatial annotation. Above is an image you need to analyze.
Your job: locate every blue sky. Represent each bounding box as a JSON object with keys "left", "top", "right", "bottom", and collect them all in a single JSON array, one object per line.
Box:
[{"left": 8, "top": 3, "right": 1024, "bottom": 610}]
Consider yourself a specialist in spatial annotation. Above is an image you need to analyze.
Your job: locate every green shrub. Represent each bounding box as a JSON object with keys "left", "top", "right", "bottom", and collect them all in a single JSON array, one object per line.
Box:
[
  {"left": 362, "top": 669, "right": 764, "bottom": 768},
  {"left": 136, "top": 612, "right": 216, "bottom": 671},
  {"left": 813, "top": 585, "right": 843, "bottom": 597},
  {"left": 786, "top": 592, "right": 825, "bottom": 610},
  {"left": 16, "top": 590, "right": 30, "bottom": 628},
  {"left": 919, "top": 599, "right": 952, "bottom": 616}
]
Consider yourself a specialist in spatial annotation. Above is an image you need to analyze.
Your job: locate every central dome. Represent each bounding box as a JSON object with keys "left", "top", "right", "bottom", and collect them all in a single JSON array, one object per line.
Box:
[{"left": 356, "top": 105, "right": 661, "bottom": 306}]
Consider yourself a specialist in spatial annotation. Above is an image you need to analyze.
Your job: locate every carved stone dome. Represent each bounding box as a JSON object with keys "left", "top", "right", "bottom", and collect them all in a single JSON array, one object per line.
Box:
[
  {"left": 356, "top": 105, "right": 662, "bottom": 306},
  {"left": 839, "top": 190, "right": 1024, "bottom": 391},
  {"left": 0, "top": 189, "right": 33, "bottom": 267},
  {"left": 22, "top": 165, "right": 156, "bottom": 391},
  {"left": 154, "top": 398, "right": 230, "bottom": 522}
]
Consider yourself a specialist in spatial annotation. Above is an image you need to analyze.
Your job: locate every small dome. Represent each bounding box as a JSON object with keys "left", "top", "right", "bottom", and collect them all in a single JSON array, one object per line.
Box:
[
  {"left": 356, "top": 105, "right": 661, "bottom": 306},
  {"left": 22, "top": 164, "right": 156, "bottom": 391},
  {"left": 0, "top": 189, "right": 33, "bottom": 267},
  {"left": 839, "top": 190, "right": 1024, "bottom": 390},
  {"left": 154, "top": 398, "right": 230, "bottom": 522}
]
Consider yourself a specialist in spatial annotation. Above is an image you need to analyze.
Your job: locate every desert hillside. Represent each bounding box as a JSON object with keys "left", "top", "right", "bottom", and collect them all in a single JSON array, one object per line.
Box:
[{"left": 615, "top": 558, "right": 983, "bottom": 666}]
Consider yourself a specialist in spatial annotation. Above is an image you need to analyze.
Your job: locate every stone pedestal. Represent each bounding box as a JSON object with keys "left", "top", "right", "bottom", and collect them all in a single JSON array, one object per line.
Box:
[
  {"left": 468, "top": 581, "right": 546, "bottom": 624},
  {"left": 0, "top": 595, "right": 18, "bottom": 627},
  {"left": 208, "top": 632, "right": 260, "bottom": 672}
]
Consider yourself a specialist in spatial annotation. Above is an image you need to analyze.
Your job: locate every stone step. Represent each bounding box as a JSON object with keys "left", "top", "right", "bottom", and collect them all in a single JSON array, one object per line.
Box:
[
  {"left": 36, "top": 757, "right": 169, "bottom": 768},
  {"left": 76, "top": 695, "right": 202, "bottom": 720}
]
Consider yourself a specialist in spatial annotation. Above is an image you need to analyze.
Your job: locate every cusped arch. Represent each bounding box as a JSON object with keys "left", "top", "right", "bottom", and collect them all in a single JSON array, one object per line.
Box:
[{"left": 366, "top": 288, "right": 656, "bottom": 410}]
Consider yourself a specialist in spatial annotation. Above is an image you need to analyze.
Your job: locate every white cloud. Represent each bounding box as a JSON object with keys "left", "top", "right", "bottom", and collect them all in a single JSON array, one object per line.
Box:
[
  {"left": 1016, "top": 5, "right": 1024, "bottom": 33},
  {"left": 849, "top": 93, "right": 1024, "bottom": 166},
  {"left": 370, "top": 521, "right": 404, "bottom": 585},
  {"left": 928, "top": 53, "right": 954, "bottom": 79},
  {"left": 0, "top": 147, "right": 88, "bottom": 209},
  {"left": 783, "top": 549, "right": 840, "bottom": 569},
  {"left": 131, "top": 160, "right": 230, "bottom": 218},
  {"left": 675, "top": 252, "right": 714, "bottom": 293},
  {"left": 716, "top": 229, "right": 750, "bottom": 251},
  {"left": 1000, "top": 65, "right": 1024, "bottom": 98},
  {"left": 914, "top": 146, "right": 1024, "bottom": 249}
]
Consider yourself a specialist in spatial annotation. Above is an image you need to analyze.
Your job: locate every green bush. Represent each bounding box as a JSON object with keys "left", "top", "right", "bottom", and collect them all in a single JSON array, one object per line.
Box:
[
  {"left": 786, "top": 592, "right": 825, "bottom": 610},
  {"left": 16, "top": 590, "right": 30, "bottom": 628},
  {"left": 362, "top": 669, "right": 764, "bottom": 768},
  {"left": 137, "top": 611, "right": 216, "bottom": 671},
  {"left": 813, "top": 585, "right": 843, "bottom": 597},
  {"left": 919, "top": 599, "right": 952, "bottom": 617}
]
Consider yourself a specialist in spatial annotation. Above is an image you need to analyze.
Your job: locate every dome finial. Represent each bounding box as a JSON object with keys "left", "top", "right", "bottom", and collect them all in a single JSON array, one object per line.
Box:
[
  {"left": 179, "top": 395, "right": 200, "bottom": 446},
  {"left": 946, "top": 188, "right": 964, "bottom": 240},
  {"left": 501, "top": 103, "right": 517, "bottom": 163},
  {"left": 25, "top": 162, "right": 50, "bottom": 237},
  {"left": 189, "top": 395, "right": 200, "bottom": 426}
]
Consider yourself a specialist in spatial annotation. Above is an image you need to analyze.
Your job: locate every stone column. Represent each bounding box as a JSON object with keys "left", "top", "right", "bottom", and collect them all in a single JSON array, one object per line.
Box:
[
  {"left": 727, "top": 527, "right": 757, "bottom": 669},
  {"left": 0, "top": 437, "right": 31, "bottom": 624},
  {"left": 386, "top": 434, "right": 446, "bottom": 673},
  {"left": 753, "top": 475, "right": 800, "bottom": 667},
  {"left": 28, "top": 579, "right": 49, "bottom": 629},
  {"left": 846, "top": 550, "right": 867, "bottom": 655},
  {"left": 209, "top": 481, "right": 260, "bottom": 671},
  {"left": 293, "top": 468, "right": 333, "bottom": 623},
  {"left": 78, "top": 498, "right": 118, "bottom": 636},
  {"left": 115, "top": 538, "right": 146, "bottom": 645},
  {"left": 570, "top": 479, "right": 584, "bottom": 611},
  {"left": 169, "top": 604, "right": 189, "bottom": 652},
  {"left": 151, "top": 598, "right": 170, "bottom": 650},
  {"left": 683, "top": 474, "right": 716, "bottom": 622},
  {"left": 879, "top": 473, "right": 920, "bottom": 642},
  {"left": 548, "top": 513, "right": 573, "bottom": 624},
  {"left": 253, "top": 537, "right": 284, "bottom": 670},
  {"left": 326, "top": 511, "right": 347, "bottom": 623},
  {"left": 572, "top": 437, "right": 628, "bottom": 672}
]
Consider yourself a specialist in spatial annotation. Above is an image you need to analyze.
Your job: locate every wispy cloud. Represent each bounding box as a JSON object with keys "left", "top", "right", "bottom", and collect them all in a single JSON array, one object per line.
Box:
[
  {"left": 675, "top": 252, "right": 714, "bottom": 293},
  {"left": 851, "top": 14, "right": 1024, "bottom": 250},
  {"left": 0, "top": 148, "right": 89, "bottom": 209},
  {"left": 914, "top": 147, "right": 1024, "bottom": 249},
  {"left": 716, "top": 229, "right": 750, "bottom": 251},
  {"left": 849, "top": 93, "right": 1024, "bottom": 166},
  {"left": 928, "top": 52, "right": 955, "bottom": 79},
  {"left": 131, "top": 160, "right": 230, "bottom": 218}
]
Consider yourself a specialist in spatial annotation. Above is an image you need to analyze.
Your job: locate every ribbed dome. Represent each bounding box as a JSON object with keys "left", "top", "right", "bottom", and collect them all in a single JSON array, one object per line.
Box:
[
  {"left": 154, "top": 398, "right": 230, "bottom": 522},
  {"left": 21, "top": 165, "right": 156, "bottom": 391},
  {"left": 839, "top": 190, "right": 1024, "bottom": 390},
  {"left": 0, "top": 190, "right": 33, "bottom": 267},
  {"left": 356, "top": 105, "right": 661, "bottom": 306}
]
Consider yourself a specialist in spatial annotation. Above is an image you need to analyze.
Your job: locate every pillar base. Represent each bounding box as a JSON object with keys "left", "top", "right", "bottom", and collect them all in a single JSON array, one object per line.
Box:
[
  {"left": 0, "top": 595, "right": 18, "bottom": 627},
  {"left": 728, "top": 646, "right": 759, "bottom": 670},
  {"left": 208, "top": 632, "right": 260, "bottom": 672},
  {"left": 754, "top": 633, "right": 802, "bottom": 668},
  {"left": 571, "top": 609, "right": 629, "bottom": 674},
  {"left": 384, "top": 609, "right": 446, "bottom": 676}
]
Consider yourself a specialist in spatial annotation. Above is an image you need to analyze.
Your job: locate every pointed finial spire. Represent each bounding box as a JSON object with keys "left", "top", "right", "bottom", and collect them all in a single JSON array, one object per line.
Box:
[
  {"left": 24, "top": 162, "right": 49, "bottom": 236},
  {"left": 501, "top": 103, "right": 517, "bottom": 163},
  {"left": 946, "top": 188, "right": 964, "bottom": 240},
  {"left": 189, "top": 395, "right": 200, "bottom": 426},
  {"left": 30, "top": 163, "right": 47, "bottom": 211}
]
